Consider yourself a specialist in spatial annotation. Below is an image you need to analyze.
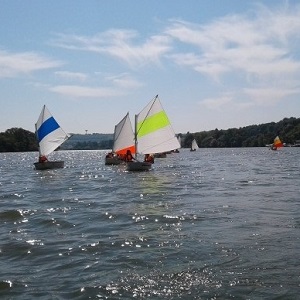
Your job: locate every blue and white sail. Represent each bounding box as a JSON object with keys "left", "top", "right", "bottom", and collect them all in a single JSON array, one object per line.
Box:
[{"left": 35, "top": 105, "right": 69, "bottom": 157}]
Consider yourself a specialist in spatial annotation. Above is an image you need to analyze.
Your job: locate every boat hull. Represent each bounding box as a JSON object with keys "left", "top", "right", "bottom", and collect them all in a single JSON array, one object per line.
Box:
[
  {"left": 154, "top": 152, "right": 167, "bottom": 158},
  {"left": 126, "top": 161, "right": 152, "bottom": 171},
  {"left": 105, "top": 157, "right": 124, "bottom": 165},
  {"left": 34, "top": 161, "right": 64, "bottom": 170}
]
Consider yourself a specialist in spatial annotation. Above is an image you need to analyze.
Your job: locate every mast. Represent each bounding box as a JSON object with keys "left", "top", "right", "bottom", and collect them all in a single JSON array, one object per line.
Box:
[
  {"left": 134, "top": 113, "right": 138, "bottom": 159},
  {"left": 35, "top": 122, "right": 42, "bottom": 157}
]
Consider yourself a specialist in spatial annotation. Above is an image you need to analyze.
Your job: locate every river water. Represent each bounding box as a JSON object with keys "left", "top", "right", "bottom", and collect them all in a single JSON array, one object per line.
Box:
[{"left": 0, "top": 148, "right": 299, "bottom": 299}]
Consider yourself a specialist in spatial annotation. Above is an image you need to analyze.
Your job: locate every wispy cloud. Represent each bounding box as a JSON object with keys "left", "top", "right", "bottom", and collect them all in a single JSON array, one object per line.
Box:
[
  {"left": 166, "top": 5, "right": 300, "bottom": 78},
  {"left": 105, "top": 73, "right": 143, "bottom": 89},
  {"left": 49, "top": 85, "right": 123, "bottom": 98},
  {"left": 54, "top": 71, "right": 88, "bottom": 81},
  {"left": 50, "top": 29, "right": 172, "bottom": 67},
  {"left": 165, "top": 3, "right": 300, "bottom": 108},
  {"left": 48, "top": 3, "right": 300, "bottom": 109},
  {"left": 244, "top": 86, "right": 300, "bottom": 106},
  {"left": 0, "top": 49, "right": 63, "bottom": 78},
  {"left": 200, "top": 95, "right": 233, "bottom": 110}
]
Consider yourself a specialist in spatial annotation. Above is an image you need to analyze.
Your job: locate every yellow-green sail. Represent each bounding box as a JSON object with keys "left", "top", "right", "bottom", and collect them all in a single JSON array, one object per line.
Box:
[{"left": 135, "top": 95, "right": 180, "bottom": 154}]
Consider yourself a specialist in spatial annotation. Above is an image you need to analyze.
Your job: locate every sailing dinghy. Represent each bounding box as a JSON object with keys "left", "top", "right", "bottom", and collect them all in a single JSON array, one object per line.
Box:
[
  {"left": 190, "top": 139, "right": 199, "bottom": 151},
  {"left": 270, "top": 136, "right": 283, "bottom": 150},
  {"left": 127, "top": 95, "right": 180, "bottom": 171},
  {"left": 34, "top": 105, "right": 70, "bottom": 170},
  {"left": 105, "top": 112, "right": 135, "bottom": 165}
]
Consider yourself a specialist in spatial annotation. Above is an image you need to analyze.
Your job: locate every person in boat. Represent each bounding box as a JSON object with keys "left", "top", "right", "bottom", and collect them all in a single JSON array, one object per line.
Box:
[
  {"left": 117, "top": 153, "right": 125, "bottom": 161},
  {"left": 125, "top": 150, "right": 134, "bottom": 162},
  {"left": 106, "top": 152, "right": 114, "bottom": 158},
  {"left": 144, "top": 154, "right": 154, "bottom": 164},
  {"left": 39, "top": 155, "right": 48, "bottom": 163}
]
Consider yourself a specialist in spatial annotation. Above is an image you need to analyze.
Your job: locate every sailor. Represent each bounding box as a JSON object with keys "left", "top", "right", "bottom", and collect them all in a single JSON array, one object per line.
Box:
[
  {"left": 125, "top": 150, "right": 133, "bottom": 162},
  {"left": 39, "top": 155, "right": 48, "bottom": 163},
  {"left": 144, "top": 154, "right": 154, "bottom": 164}
]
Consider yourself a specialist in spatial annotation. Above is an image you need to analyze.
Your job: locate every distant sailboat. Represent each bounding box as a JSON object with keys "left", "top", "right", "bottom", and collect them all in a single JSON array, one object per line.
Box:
[
  {"left": 105, "top": 112, "right": 135, "bottom": 165},
  {"left": 127, "top": 95, "right": 180, "bottom": 171},
  {"left": 172, "top": 135, "right": 181, "bottom": 153},
  {"left": 270, "top": 136, "right": 283, "bottom": 150},
  {"left": 34, "top": 105, "right": 70, "bottom": 170},
  {"left": 190, "top": 139, "right": 199, "bottom": 151}
]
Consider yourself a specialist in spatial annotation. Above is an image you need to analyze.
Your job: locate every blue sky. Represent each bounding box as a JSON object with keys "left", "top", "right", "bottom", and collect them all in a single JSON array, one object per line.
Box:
[{"left": 1, "top": 0, "right": 300, "bottom": 134}]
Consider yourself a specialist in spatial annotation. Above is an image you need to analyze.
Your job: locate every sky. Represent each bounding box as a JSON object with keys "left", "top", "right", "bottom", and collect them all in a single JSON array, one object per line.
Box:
[{"left": 1, "top": 0, "right": 300, "bottom": 135}]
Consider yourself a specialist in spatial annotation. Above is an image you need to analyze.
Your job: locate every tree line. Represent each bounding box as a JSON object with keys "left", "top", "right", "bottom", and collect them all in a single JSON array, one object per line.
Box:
[
  {"left": 0, "top": 128, "right": 38, "bottom": 152},
  {"left": 180, "top": 117, "right": 300, "bottom": 148},
  {"left": 0, "top": 117, "right": 299, "bottom": 152}
]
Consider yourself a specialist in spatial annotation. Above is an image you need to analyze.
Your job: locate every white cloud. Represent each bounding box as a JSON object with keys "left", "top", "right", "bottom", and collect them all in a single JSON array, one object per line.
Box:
[
  {"left": 164, "top": 3, "right": 300, "bottom": 110},
  {"left": 244, "top": 86, "right": 300, "bottom": 106},
  {"left": 47, "top": 3, "right": 300, "bottom": 110},
  {"left": 51, "top": 30, "right": 172, "bottom": 67},
  {"left": 200, "top": 95, "right": 233, "bottom": 110},
  {"left": 54, "top": 71, "right": 88, "bottom": 81},
  {"left": 166, "top": 7, "right": 300, "bottom": 78},
  {"left": 106, "top": 73, "right": 143, "bottom": 89},
  {"left": 0, "top": 49, "right": 63, "bottom": 78},
  {"left": 49, "top": 85, "right": 123, "bottom": 98}
]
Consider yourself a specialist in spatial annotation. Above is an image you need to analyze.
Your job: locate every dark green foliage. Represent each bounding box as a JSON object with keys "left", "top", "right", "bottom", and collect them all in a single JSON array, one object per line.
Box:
[
  {"left": 62, "top": 133, "right": 114, "bottom": 150},
  {"left": 0, "top": 128, "right": 38, "bottom": 152},
  {"left": 72, "top": 140, "right": 113, "bottom": 150},
  {"left": 181, "top": 117, "right": 300, "bottom": 148},
  {"left": 1, "top": 117, "right": 300, "bottom": 151}
]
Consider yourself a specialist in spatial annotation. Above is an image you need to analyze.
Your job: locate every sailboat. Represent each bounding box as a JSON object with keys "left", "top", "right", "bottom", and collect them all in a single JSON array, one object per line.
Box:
[
  {"left": 270, "top": 136, "right": 283, "bottom": 150},
  {"left": 105, "top": 112, "right": 135, "bottom": 165},
  {"left": 190, "top": 139, "right": 199, "bottom": 151},
  {"left": 127, "top": 95, "right": 180, "bottom": 171},
  {"left": 34, "top": 105, "right": 70, "bottom": 170},
  {"left": 173, "top": 135, "right": 181, "bottom": 153}
]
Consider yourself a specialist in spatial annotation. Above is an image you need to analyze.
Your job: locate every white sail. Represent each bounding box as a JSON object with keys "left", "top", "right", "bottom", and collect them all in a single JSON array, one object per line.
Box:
[
  {"left": 135, "top": 95, "right": 180, "bottom": 155},
  {"left": 177, "top": 135, "right": 181, "bottom": 147},
  {"left": 35, "top": 105, "right": 69, "bottom": 157},
  {"left": 112, "top": 112, "right": 135, "bottom": 155},
  {"left": 191, "top": 139, "right": 199, "bottom": 150}
]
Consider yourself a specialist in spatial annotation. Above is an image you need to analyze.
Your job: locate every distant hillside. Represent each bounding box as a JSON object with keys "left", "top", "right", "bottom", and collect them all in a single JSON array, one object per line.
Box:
[
  {"left": 1, "top": 117, "right": 300, "bottom": 152},
  {"left": 61, "top": 133, "right": 113, "bottom": 150},
  {"left": 180, "top": 117, "right": 300, "bottom": 148}
]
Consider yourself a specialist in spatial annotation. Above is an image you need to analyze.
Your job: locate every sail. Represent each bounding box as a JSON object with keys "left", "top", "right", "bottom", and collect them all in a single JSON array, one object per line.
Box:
[
  {"left": 191, "top": 139, "right": 199, "bottom": 150},
  {"left": 273, "top": 136, "right": 283, "bottom": 148},
  {"left": 177, "top": 136, "right": 181, "bottom": 148},
  {"left": 112, "top": 112, "right": 135, "bottom": 155},
  {"left": 135, "top": 95, "right": 180, "bottom": 154},
  {"left": 35, "top": 105, "right": 69, "bottom": 157}
]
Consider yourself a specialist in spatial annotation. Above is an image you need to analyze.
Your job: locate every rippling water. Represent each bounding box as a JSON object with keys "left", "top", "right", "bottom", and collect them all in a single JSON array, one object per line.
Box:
[{"left": 0, "top": 148, "right": 299, "bottom": 299}]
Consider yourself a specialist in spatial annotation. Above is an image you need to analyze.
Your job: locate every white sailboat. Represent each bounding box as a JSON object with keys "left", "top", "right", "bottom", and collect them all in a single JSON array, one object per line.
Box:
[
  {"left": 127, "top": 95, "right": 180, "bottom": 171},
  {"left": 190, "top": 139, "right": 199, "bottom": 151},
  {"left": 105, "top": 112, "right": 135, "bottom": 165},
  {"left": 34, "top": 105, "right": 70, "bottom": 170},
  {"left": 173, "top": 135, "right": 181, "bottom": 153}
]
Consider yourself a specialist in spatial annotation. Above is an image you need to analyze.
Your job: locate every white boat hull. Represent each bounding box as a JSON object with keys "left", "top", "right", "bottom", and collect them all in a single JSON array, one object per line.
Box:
[
  {"left": 34, "top": 161, "right": 64, "bottom": 170},
  {"left": 126, "top": 161, "right": 152, "bottom": 171}
]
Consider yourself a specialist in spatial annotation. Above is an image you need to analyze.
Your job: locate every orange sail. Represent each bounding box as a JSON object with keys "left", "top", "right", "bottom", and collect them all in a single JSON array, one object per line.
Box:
[{"left": 273, "top": 136, "right": 283, "bottom": 148}]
